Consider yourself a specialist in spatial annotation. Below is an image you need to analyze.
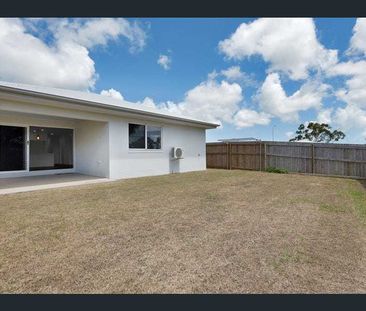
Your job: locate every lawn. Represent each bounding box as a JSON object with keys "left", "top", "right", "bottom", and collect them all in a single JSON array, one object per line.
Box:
[{"left": 0, "top": 169, "right": 366, "bottom": 293}]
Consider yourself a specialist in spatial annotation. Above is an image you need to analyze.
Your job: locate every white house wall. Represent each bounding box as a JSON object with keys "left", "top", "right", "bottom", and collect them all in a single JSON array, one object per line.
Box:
[
  {"left": 75, "top": 120, "right": 109, "bottom": 178},
  {"left": 108, "top": 118, "right": 206, "bottom": 179}
]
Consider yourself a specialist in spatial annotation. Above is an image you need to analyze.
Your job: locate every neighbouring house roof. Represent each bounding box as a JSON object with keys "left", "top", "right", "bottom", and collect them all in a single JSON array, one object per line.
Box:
[
  {"left": 0, "top": 81, "right": 219, "bottom": 129},
  {"left": 218, "top": 138, "right": 261, "bottom": 142}
]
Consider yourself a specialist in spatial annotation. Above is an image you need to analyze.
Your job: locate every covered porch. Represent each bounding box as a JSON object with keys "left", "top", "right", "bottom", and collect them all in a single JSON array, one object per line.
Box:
[{"left": 0, "top": 110, "right": 110, "bottom": 179}]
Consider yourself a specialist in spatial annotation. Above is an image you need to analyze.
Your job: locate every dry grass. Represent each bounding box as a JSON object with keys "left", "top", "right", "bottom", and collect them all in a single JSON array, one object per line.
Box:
[{"left": 1, "top": 169, "right": 366, "bottom": 293}]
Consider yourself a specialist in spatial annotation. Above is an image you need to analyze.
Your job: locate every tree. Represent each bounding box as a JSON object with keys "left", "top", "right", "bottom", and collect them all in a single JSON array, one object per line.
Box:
[{"left": 289, "top": 122, "right": 345, "bottom": 143}]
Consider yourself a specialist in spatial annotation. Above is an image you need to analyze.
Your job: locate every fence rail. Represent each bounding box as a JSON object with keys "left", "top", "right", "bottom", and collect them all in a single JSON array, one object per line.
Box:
[{"left": 206, "top": 141, "right": 366, "bottom": 179}]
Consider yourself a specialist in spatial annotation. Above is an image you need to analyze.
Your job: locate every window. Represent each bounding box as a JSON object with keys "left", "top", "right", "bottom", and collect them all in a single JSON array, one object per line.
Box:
[
  {"left": 129, "top": 123, "right": 161, "bottom": 150},
  {"left": 129, "top": 124, "right": 146, "bottom": 148},
  {"left": 147, "top": 126, "right": 161, "bottom": 149},
  {"left": 29, "top": 126, "right": 73, "bottom": 171},
  {"left": 0, "top": 125, "right": 26, "bottom": 171}
]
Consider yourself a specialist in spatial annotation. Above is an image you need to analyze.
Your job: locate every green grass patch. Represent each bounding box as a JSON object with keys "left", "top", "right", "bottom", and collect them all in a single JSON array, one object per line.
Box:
[
  {"left": 319, "top": 203, "right": 347, "bottom": 213},
  {"left": 272, "top": 248, "right": 309, "bottom": 269},
  {"left": 265, "top": 166, "right": 288, "bottom": 174},
  {"left": 348, "top": 189, "right": 366, "bottom": 223},
  {"left": 204, "top": 192, "right": 221, "bottom": 202}
]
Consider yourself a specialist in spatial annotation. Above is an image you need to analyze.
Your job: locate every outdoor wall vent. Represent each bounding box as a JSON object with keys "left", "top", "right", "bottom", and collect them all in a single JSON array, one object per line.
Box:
[{"left": 172, "top": 147, "right": 184, "bottom": 159}]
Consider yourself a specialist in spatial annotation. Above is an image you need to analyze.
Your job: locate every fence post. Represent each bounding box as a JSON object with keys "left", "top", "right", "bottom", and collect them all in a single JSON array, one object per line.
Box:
[
  {"left": 311, "top": 144, "right": 315, "bottom": 174},
  {"left": 229, "top": 143, "right": 232, "bottom": 170},
  {"left": 259, "top": 142, "right": 262, "bottom": 171},
  {"left": 226, "top": 143, "right": 229, "bottom": 169},
  {"left": 264, "top": 143, "right": 267, "bottom": 171}
]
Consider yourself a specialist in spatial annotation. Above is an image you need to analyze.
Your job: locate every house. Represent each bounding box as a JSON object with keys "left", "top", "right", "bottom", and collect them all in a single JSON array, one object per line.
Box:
[{"left": 0, "top": 81, "right": 218, "bottom": 180}]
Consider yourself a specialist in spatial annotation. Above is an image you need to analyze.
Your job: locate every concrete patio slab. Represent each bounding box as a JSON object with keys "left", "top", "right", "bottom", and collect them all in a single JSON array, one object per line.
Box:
[{"left": 0, "top": 173, "right": 112, "bottom": 195}]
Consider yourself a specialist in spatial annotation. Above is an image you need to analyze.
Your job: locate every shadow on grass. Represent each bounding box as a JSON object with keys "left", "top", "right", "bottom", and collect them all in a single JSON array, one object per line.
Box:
[
  {"left": 349, "top": 179, "right": 366, "bottom": 223},
  {"left": 359, "top": 179, "right": 366, "bottom": 190}
]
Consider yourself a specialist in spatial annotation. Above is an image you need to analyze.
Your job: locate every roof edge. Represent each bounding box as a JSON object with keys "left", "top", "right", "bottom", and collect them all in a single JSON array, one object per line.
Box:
[{"left": 0, "top": 84, "right": 219, "bottom": 129}]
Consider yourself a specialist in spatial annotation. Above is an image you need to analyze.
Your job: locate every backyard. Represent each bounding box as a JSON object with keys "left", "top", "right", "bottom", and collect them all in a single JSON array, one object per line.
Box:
[{"left": 0, "top": 169, "right": 366, "bottom": 293}]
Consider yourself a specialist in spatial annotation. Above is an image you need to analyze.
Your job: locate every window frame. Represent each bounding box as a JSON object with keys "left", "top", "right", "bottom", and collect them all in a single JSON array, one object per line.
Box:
[{"left": 128, "top": 122, "right": 163, "bottom": 152}]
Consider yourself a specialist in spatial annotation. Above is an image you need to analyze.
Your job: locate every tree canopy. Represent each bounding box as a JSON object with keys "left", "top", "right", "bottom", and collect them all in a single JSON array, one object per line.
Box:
[{"left": 289, "top": 122, "right": 345, "bottom": 143}]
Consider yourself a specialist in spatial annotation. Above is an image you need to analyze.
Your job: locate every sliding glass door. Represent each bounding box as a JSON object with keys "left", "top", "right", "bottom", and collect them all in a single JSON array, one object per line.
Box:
[
  {"left": 0, "top": 125, "right": 26, "bottom": 171},
  {"left": 29, "top": 126, "right": 73, "bottom": 171}
]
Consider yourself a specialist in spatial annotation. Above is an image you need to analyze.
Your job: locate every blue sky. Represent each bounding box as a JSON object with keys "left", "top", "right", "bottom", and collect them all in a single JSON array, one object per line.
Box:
[{"left": 1, "top": 18, "right": 366, "bottom": 143}]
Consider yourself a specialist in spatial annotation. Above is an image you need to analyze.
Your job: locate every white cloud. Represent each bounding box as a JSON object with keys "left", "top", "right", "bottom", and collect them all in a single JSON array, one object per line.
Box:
[
  {"left": 207, "top": 70, "right": 219, "bottom": 80},
  {"left": 220, "top": 66, "right": 258, "bottom": 88},
  {"left": 134, "top": 79, "right": 243, "bottom": 127},
  {"left": 157, "top": 54, "right": 171, "bottom": 70},
  {"left": 221, "top": 66, "right": 244, "bottom": 80},
  {"left": 100, "top": 88, "right": 123, "bottom": 100},
  {"left": 233, "top": 109, "right": 271, "bottom": 128},
  {"left": 48, "top": 18, "right": 146, "bottom": 52},
  {"left": 0, "top": 18, "right": 147, "bottom": 90},
  {"left": 132, "top": 71, "right": 329, "bottom": 129},
  {"left": 219, "top": 18, "right": 337, "bottom": 80},
  {"left": 285, "top": 131, "right": 294, "bottom": 139},
  {"left": 137, "top": 97, "right": 159, "bottom": 109},
  {"left": 257, "top": 73, "right": 329, "bottom": 122},
  {"left": 317, "top": 108, "right": 333, "bottom": 124},
  {"left": 325, "top": 19, "right": 366, "bottom": 134},
  {"left": 334, "top": 105, "right": 366, "bottom": 132},
  {"left": 327, "top": 60, "right": 366, "bottom": 132},
  {"left": 348, "top": 18, "right": 366, "bottom": 55},
  {"left": 318, "top": 20, "right": 366, "bottom": 134},
  {"left": 167, "top": 79, "right": 243, "bottom": 125},
  {"left": 133, "top": 77, "right": 272, "bottom": 129},
  {"left": 327, "top": 60, "right": 366, "bottom": 77},
  {"left": 327, "top": 60, "right": 366, "bottom": 109}
]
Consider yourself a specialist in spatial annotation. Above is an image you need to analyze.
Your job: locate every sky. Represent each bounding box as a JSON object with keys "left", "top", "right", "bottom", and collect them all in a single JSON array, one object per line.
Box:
[{"left": 0, "top": 18, "right": 365, "bottom": 143}]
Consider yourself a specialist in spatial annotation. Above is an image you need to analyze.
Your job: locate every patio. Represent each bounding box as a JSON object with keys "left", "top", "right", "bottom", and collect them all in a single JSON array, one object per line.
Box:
[{"left": 0, "top": 173, "right": 111, "bottom": 195}]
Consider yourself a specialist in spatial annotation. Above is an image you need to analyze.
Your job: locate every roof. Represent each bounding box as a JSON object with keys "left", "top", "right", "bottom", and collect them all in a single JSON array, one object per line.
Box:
[
  {"left": 0, "top": 81, "right": 219, "bottom": 129},
  {"left": 218, "top": 137, "right": 261, "bottom": 142}
]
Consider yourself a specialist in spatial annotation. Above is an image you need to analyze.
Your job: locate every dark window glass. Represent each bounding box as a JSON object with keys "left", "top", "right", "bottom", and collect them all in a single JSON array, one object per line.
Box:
[
  {"left": 29, "top": 126, "right": 73, "bottom": 171},
  {"left": 0, "top": 125, "right": 26, "bottom": 171},
  {"left": 129, "top": 124, "right": 145, "bottom": 148},
  {"left": 147, "top": 126, "right": 161, "bottom": 149}
]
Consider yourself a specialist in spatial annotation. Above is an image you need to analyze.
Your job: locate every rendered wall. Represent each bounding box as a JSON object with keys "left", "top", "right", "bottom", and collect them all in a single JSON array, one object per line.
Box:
[
  {"left": 108, "top": 118, "right": 207, "bottom": 179},
  {"left": 74, "top": 120, "right": 109, "bottom": 178}
]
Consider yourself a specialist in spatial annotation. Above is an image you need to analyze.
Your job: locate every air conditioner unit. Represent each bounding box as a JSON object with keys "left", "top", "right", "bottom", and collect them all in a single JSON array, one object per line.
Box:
[{"left": 172, "top": 147, "right": 184, "bottom": 159}]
